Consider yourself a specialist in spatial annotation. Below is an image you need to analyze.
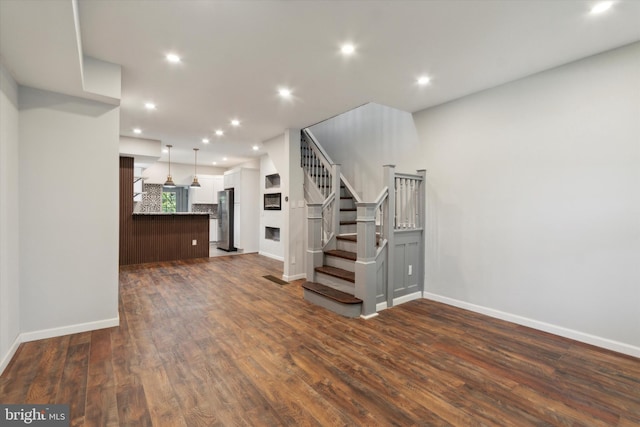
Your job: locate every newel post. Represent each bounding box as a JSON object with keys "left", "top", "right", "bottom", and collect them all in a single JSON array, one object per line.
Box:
[
  {"left": 417, "top": 169, "right": 427, "bottom": 293},
  {"left": 306, "top": 203, "right": 323, "bottom": 282},
  {"left": 355, "top": 202, "right": 378, "bottom": 317},
  {"left": 417, "top": 169, "right": 426, "bottom": 229},
  {"left": 384, "top": 164, "right": 396, "bottom": 307}
]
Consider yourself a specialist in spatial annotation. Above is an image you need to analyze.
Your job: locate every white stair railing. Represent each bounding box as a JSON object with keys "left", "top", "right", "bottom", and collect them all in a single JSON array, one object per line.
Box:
[
  {"left": 303, "top": 130, "right": 426, "bottom": 319},
  {"left": 301, "top": 129, "right": 341, "bottom": 247},
  {"left": 394, "top": 173, "right": 423, "bottom": 230}
]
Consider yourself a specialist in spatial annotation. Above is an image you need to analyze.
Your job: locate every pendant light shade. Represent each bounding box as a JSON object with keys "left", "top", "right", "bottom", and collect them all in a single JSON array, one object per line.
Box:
[
  {"left": 191, "top": 148, "right": 201, "bottom": 188},
  {"left": 164, "top": 144, "right": 176, "bottom": 187}
]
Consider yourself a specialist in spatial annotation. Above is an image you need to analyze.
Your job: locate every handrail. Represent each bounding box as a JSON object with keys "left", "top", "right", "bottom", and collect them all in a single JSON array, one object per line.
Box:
[
  {"left": 303, "top": 128, "right": 335, "bottom": 166},
  {"left": 341, "top": 173, "right": 363, "bottom": 204},
  {"left": 373, "top": 186, "right": 389, "bottom": 206},
  {"left": 306, "top": 137, "right": 333, "bottom": 174},
  {"left": 395, "top": 172, "right": 423, "bottom": 180}
]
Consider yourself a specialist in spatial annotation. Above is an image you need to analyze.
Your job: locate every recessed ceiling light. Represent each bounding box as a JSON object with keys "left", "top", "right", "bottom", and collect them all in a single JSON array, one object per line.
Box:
[
  {"left": 590, "top": 1, "right": 613, "bottom": 14},
  {"left": 230, "top": 119, "right": 240, "bottom": 127},
  {"left": 212, "top": 161, "right": 217, "bottom": 165},
  {"left": 417, "top": 75, "right": 431, "bottom": 86},
  {"left": 279, "top": 88, "right": 292, "bottom": 98},
  {"left": 144, "top": 102, "right": 156, "bottom": 110},
  {"left": 341, "top": 43, "right": 355, "bottom": 55},
  {"left": 215, "top": 129, "right": 224, "bottom": 136},
  {"left": 252, "top": 145, "right": 259, "bottom": 151},
  {"left": 166, "top": 53, "right": 181, "bottom": 63},
  {"left": 202, "top": 138, "right": 209, "bottom": 144},
  {"left": 133, "top": 128, "right": 142, "bottom": 134},
  {"left": 222, "top": 157, "right": 228, "bottom": 161}
]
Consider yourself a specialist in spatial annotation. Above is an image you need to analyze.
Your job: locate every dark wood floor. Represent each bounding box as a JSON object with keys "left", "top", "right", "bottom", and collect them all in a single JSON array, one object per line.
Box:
[{"left": 1, "top": 254, "right": 639, "bottom": 426}]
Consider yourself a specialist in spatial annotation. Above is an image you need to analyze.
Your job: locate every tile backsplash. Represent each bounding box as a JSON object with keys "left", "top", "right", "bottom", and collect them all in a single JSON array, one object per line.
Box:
[
  {"left": 133, "top": 184, "right": 217, "bottom": 216},
  {"left": 133, "top": 184, "right": 162, "bottom": 213},
  {"left": 192, "top": 203, "right": 218, "bottom": 217}
]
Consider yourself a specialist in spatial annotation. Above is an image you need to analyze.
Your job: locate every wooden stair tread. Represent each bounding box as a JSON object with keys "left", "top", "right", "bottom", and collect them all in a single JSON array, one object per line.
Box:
[
  {"left": 340, "top": 220, "right": 357, "bottom": 225},
  {"left": 315, "top": 265, "right": 355, "bottom": 283},
  {"left": 302, "top": 282, "right": 361, "bottom": 304},
  {"left": 324, "top": 249, "right": 357, "bottom": 261},
  {"left": 336, "top": 234, "right": 381, "bottom": 243}
]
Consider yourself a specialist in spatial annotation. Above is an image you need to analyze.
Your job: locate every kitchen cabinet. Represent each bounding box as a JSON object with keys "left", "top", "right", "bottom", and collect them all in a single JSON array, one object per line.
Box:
[
  {"left": 212, "top": 175, "right": 224, "bottom": 204},
  {"left": 190, "top": 175, "right": 215, "bottom": 205},
  {"left": 223, "top": 168, "right": 259, "bottom": 252}
]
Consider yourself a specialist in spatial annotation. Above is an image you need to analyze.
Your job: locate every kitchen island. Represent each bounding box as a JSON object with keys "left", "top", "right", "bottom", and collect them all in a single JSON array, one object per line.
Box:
[
  {"left": 120, "top": 157, "right": 210, "bottom": 265},
  {"left": 122, "top": 213, "right": 209, "bottom": 265}
]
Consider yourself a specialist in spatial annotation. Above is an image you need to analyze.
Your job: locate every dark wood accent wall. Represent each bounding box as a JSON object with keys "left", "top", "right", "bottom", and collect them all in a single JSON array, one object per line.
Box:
[
  {"left": 120, "top": 156, "right": 135, "bottom": 265},
  {"left": 119, "top": 157, "right": 209, "bottom": 265}
]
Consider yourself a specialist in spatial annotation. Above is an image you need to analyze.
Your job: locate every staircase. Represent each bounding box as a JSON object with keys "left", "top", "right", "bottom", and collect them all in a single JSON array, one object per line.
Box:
[
  {"left": 300, "top": 127, "right": 425, "bottom": 319},
  {"left": 302, "top": 184, "right": 362, "bottom": 317}
]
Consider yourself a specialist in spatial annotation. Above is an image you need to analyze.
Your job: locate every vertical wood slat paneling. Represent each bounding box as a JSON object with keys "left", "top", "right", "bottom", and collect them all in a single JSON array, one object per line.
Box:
[
  {"left": 119, "top": 157, "right": 209, "bottom": 265},
  {"left": 120, "top": 157, "right": 134, "bottom": 265}
]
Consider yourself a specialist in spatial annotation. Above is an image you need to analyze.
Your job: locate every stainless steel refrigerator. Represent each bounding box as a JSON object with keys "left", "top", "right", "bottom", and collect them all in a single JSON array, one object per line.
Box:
[{"left": 217, "top": 189, "right": 236, "bottom": 251}]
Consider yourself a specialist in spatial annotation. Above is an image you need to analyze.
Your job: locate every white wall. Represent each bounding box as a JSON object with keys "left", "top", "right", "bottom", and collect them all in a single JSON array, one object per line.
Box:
[
  {"left": 414, "top": 42, "right": 640, "bottom": 355},
  {"left": 309, "top": 102, "right": 424, "bottom": 200},
  {"left": 18, "top": 86, "right": 120, "bottom": 337},
  {"left": 229, "top": 158, "right": 260, "bottom": 171},
  {"left": 259, "top": 154, "right": 284, "bottom": 260},
  {"left": 283, "top": 129, "right": 306, "bottom": 281},
  {"left": 263, "top": 134, "right": 286, "bottom": 175},
  {"left": 0, "top": 62, "right": 20, "bottom": 372},
  {"left": 143, "top": 162, "right": 226, "bottom": 185},
  {"left": 261, "top": 131, "right": 306, "bottom": 280}
]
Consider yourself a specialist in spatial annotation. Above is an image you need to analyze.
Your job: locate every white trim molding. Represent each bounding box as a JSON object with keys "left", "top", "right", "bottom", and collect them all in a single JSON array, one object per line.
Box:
[
  {"left": 393, "top": 291, "right": 422, "bottom": 307},
  {"left": 20, "top": 316, "right": 120, "bottom": 343},
  {"left": 0, "top": 335, "right": 21, "bottom": 375},
  {"left": 376, "top": 302, "right": 388, "bottom": 312},
  {"left": 282, "top": 273, "right": 306, "bottom": 282},
  {"left": 423, "top": 292, "right": 640, "bottom": 359},
  {"left": 1, "top": 316, "right": 120, "bottom": 375},
  {"left": 258, "top": 251, "right": 284, "bottom": 262},
  {"left": 360, "top": 312, "right": 379, "bottom": 320}
]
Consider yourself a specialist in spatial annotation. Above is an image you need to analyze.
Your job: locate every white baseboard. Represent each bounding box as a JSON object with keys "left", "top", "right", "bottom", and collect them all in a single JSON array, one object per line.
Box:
[
  {"left": 20, "top": 316, "right": 120, "bottom": 343},
  {"left": 360, "top": 312, "right": 379, "bottom": 320},
  {"left": 283, "top": 273, "right": 306, "bottom": 282},
  {"left": 258, "top": 251, "right": 284, "bottom": 262},
  {"left": 423, "top": 292, "right": 640, "bottom": 359},
  {"left": 376, "top": 302, "right": 388, "bottom": 311},
  {"left": 1, "top": 316, "right": 120, "bottom": 375},
  {"left": 393, "top": 291, "right": 422, "bottom": 306},
  {"left": 0, "top": 334, "right": 21, "bottom": 375}
]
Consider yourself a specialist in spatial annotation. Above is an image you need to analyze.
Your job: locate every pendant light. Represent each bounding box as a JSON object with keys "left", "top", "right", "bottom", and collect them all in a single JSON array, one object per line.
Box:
[
  {"left": 164, "top": 144, "right": 176, "bottom": 187},
  {"left": 191, "top": 148, "right": 201, "bottom": 188}
]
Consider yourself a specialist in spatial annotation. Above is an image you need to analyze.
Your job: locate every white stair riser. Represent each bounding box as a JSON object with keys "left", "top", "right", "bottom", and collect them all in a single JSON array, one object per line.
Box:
[
  {"left": 324, "top": 255, "right": 356, "bottom": 272},
  {"left": 340, "top": 210, "right": 356, "bottom": 221},
  {"left": 337, "top": 239, "right": 357, "bottom": 252},
  {"left": 315, "top": 272, "right": 355, "bottom": 294},
  {"left": 340, "top": 198, "right": 355, "bottom": 210},
  {"left": 340, "top": 223, "right": 357, "bottom": 234},
  {"left": 303, "top": 290, "right": 361, "bottom": 318}
]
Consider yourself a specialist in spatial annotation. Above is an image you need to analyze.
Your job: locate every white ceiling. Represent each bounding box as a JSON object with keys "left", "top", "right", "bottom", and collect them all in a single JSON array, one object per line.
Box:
[{"left": 2, "top": 0, "right": 639, "bottom": 167}]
